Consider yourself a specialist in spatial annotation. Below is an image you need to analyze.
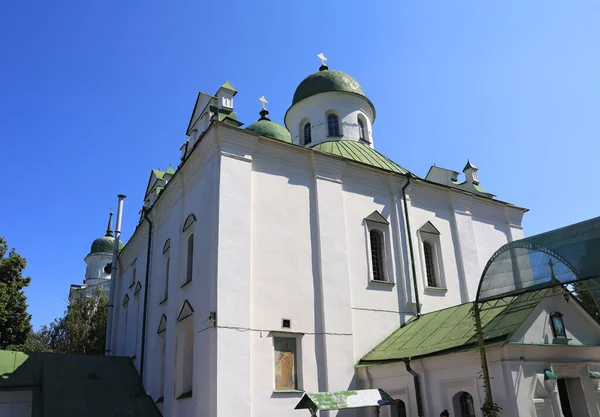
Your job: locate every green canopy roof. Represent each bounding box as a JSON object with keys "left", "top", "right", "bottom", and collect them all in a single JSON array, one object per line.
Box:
[
  {"left": 359, "top": 291, "right": 547, "bottom": 366},
  {"left": 295, "top": 389, "right": 394, "bottom": 411},
  {"left": 477, "top": 216, "right": 600, "bottom": 302},
  {"left": 312, "top": 140, "right": 409, "bottom": 175}
]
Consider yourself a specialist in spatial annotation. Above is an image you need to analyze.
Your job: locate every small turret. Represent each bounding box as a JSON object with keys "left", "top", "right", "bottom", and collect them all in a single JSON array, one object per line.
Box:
[{"left": 463, "top": 160, "right": 479, "bottom": 185}]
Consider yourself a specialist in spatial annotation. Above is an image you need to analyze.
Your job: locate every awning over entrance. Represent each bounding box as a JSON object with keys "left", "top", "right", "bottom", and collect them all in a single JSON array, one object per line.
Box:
[
  {"left": 477, "top": 216, "right": 600, "bottom": 302},
  {"left": 295, "top": 389, "right": 394, "bottom": 412}
]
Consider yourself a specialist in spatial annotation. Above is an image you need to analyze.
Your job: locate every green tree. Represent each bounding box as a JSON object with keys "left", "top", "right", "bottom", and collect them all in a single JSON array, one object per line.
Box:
[
  {"left": 0, "top": 237, "right": 32, "bottom": 349},
  {"left": 53, "top": 288, "right": 108, "bottom": 355},
  {"left": 572, "top": 282, "right": 600, "bottom": 320}
]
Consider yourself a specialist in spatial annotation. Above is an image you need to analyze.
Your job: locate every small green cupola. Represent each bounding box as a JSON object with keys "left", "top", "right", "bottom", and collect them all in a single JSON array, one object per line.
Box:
[
  {"left": 90, "top": 212, "right": 124, "bottom": 254},
  {"left": 245, "top": 98, "right": 292, "bottom": 143}
]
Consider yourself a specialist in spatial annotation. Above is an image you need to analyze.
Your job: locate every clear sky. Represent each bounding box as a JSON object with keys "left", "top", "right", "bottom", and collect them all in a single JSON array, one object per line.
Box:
[{"left": 2, "top": 1, "right": 599, "bottom": 329}]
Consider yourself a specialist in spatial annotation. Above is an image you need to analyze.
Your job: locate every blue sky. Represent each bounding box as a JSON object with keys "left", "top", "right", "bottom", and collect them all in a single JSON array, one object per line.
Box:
[{"left": 2, "top": 1, "right": 599, "bottom": 329}]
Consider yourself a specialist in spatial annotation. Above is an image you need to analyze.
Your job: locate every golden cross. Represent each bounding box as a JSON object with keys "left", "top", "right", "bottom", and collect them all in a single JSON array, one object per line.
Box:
[
  {"left": 317, "top": 52, "right": 327, "bottom": 66},
  {"left": 259, "top": 96, "right": 268, "bottom": 110}
]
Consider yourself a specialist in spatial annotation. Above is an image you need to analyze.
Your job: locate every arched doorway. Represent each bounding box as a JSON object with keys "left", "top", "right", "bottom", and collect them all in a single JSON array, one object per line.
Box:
[
  {"left": 453, "top": 391, "right": 476, "bottom": 417},
  {"left": 392, "top": 399, "right": 407, "bottom": 417}
]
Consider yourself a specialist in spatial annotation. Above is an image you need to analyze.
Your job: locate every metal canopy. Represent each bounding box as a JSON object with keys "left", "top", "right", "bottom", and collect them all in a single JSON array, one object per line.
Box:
[
  {"left": 477, "top": 216, "right": 600, "bottom": 303},
  {"left": 295, "top": 389, "right": 394, "bottom": 411}
]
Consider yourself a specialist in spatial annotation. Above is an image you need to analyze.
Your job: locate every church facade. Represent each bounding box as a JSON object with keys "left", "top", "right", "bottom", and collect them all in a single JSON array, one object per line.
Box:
[{"left": 106, "top": 57, "right": 600, "bottom": 416}]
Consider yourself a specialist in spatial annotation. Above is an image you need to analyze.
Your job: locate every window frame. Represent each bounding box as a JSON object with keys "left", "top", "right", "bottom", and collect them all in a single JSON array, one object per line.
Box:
[
  {"left": 364, "top": 212, "right": 393, "bottom": 285},
  {"left": 272, "top": 333, "right": 303, "bottom": 393},
  {"left": 182, "top": 214, "right": 196, "bottom": 287},
  {"left": 357, "top": 114, "right": 369, "bottom": 143},
  {"left": 326, "top": 112, "right": 341, "bottom": 137},
  {"left": 303, "top": 122, "right": 312, "bottom": 145},
  {"left": 417, "top": 222, "right": 446, "bottom": 291}
]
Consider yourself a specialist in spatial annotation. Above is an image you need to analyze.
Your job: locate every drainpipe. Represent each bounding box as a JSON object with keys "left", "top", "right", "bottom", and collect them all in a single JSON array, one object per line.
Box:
[
  {"left": 105, "top": 194, "right": 126, "bottom": 355},
  {"left": 139, "top": 208, "right": 153, "bottom": 382},
  {"left": 401, "top": 174, "right": 420, "bottom": 316},
  {"left": 404, "top": 358, "right": 424, "bottom": 417}
]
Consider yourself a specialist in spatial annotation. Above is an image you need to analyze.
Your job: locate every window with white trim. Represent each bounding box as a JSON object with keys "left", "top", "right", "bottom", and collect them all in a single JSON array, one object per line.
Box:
[
  {"left": 370, "top": 230, "right": 385, "bottom": 281},
  {"left": 327, "top": 113, "right": 340, "bottom": 136},
  {"left": 418, "top": 221, "right": 445, "bottom": 290},
  {"left": 364, "top": 211, "right": 392, "bottom": 283},
  {"left": 182, "top": 214, "right": 196, "bottom": 286},
  {"left": 303, "top": 122, "right": 312, "bottom": 145}
]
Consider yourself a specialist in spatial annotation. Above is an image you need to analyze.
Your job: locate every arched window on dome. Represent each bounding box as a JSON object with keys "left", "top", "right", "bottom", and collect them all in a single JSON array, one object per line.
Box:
[
  {"left": 327, "top": 114, "right": 340, "bottom": 137},
  {"left": 303, "top": 122, "right": 312, "bottom": 145},
  {"left": 358, "top": 118, "right": 365, "bottom": 140}
]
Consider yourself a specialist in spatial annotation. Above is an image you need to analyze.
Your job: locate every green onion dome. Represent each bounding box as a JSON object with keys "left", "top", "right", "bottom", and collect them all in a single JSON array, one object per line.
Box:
[
  {"left": 90, "top": 235, "right": 124, "bottom": 254},
  {"left": 245, "top": 109, "right": 292, "bottom": 143},
  {"left": 291, "top": 65, "right": 375, "bottom": 117}
]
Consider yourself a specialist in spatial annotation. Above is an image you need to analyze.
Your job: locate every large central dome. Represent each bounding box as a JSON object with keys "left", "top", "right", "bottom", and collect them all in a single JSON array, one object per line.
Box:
[{"left": 291, "top": 68, "right": 375, "bottom": 117}]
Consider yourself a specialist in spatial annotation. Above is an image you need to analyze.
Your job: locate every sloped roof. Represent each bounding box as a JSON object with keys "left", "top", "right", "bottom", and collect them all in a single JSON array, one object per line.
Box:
[
  {"left": 312, "top": 140, "right": 409, "bottom": 175},
  {"left": 0, "top": 350, "right": 161, "bottom": 417},
  {"left": 359, "top": 291, "right": 548, "bottom": 366},
  {"left": 295, "top": 389, "right": 394, "bottom": 411}
]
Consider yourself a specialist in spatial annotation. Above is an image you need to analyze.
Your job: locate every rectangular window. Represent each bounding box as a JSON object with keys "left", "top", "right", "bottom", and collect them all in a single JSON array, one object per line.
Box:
[
  {"left": 164, "top": 257, "right": 170, "bottom": 301},
  {"left": 274, "top": 337, "right": 298, "bottom": 391}
]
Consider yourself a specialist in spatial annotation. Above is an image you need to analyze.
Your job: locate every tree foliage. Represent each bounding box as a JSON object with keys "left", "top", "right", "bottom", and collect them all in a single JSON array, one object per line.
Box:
[
  {"left": 572, "top": 282, "right": 600, "bottom": 320},
  {"left": 10, "top": 288, "right": 108, "bottom": 355},
  {"left": 0, "top": 237, "right": 32, "bottom": 349}
]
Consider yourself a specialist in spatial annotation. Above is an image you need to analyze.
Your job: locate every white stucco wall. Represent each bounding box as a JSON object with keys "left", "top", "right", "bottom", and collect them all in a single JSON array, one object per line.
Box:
[{"left": 285, "top": 92, "right": 375, "bottom": 147}]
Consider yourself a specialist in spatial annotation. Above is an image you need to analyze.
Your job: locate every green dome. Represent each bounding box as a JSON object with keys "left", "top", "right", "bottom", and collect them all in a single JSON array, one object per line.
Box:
[
  {"left": 90, "top": 236, "right": 124, "bottom": 254},
  {"left": 246, "top": 110, "right": 292, "bottom": 143},
  {"left": 292, "top": 68, "right": 375, "bottom": 117}
]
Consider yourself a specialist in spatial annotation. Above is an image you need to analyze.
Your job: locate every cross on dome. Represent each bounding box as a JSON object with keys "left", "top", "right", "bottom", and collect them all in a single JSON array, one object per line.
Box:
[
  {"left": 317, "top": 53, "right": 327, "bottom": 66},
  {"left": 259, "top": 96, "right": 268, "bottom": 110}
]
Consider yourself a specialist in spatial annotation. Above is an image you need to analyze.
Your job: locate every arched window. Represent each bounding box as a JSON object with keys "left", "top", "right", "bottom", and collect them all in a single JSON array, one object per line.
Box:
[
  {"left": 303, "top": 122, "right": 312, "bottom": 145},
  {"left": 164, "top": 257, "right": 170, "bottom": 301},
  {"left": 458, "top": 392, "right": 476, "bottom": 417},
  {"left": 327, "top": 114, "right": 340, "bottom": 137},
  {"left": 358, "top": 118, "right": 365, "bottom": 140},
  {"left": 186, "top": 234, "right": 194, "bottom": 284},
  {"left": 550, "top": 312, "right": 566, "bottom": 338},
  {"left": 423, "top": 241, "right": 437, "bottom": 287},
  {"left": 370, "top": 230, "right": 385, "bottom": 281}
]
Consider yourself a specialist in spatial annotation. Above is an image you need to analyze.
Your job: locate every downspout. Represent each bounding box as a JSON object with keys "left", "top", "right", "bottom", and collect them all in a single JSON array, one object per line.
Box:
[
  {"left": 404, "top": 358, "right": 424, "bottom": 417},
  {"left": 105, "top": 194, "right": 126, "bottom": 355},
  {"left": 139, "top": 208, "right": 153, "bottom": 382},
  {"left": 401, "top": 174, "right": 420, "bottom": 316}
]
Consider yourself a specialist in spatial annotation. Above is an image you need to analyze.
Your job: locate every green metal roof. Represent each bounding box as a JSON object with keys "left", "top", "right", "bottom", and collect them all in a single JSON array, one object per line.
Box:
[
  {"left": 312, "top": 140, "right": 409, "bottom": 175},
  {"left": 292, "top": 69, "right": 376, "bottom": 118},
  {"left": 220, "top": 80, "right": 237, "bottom": 93},
  {"left": 245, "top": 110, "right": 292, "bottom": 143},
  {"left": 359, "top": 291, "right": 547, "bottom": 365},
  {"left": 0, "top": 350, "right": 161, "bottom": 417},
  {"left": 295, "top": 389, "right": 395, "bottom": 411}
]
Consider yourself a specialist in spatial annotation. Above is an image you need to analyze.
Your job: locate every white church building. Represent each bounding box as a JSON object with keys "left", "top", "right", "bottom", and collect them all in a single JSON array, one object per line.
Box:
[{"left": 107, "top": 56, "right": 600, "bottom": 417}]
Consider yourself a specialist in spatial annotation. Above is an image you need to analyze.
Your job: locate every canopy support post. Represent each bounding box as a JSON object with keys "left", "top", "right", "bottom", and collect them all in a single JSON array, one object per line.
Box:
[{"left": 473, "top": 302, "right": 493, "bottom": 407}]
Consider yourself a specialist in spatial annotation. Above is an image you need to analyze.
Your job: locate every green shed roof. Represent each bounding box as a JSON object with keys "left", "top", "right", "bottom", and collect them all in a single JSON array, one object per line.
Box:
[
  {"left": 0, "top": 350, "right": 161, "bottom": 417},
  {"left": 359, "top": 291, "right": 547, "bottom": 365},
  {"left": 312, "top": 140, "right": 409, "bottom": 175}
]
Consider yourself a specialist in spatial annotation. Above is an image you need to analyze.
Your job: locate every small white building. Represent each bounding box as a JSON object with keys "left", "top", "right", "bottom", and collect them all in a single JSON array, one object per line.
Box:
[
  {"left": 69, "top": 212, "right": 123, "bottom": 301},
  {"left": 106, "top": 58, "right": 600, "bottom": 417}
]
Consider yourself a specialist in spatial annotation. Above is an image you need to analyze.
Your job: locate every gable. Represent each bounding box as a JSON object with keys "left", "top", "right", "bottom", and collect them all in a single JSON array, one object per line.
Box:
[
  {"left": 177, "top": 300, "right": 194, "bottom": 322},
  {"left": 157, "top": 314, "right": 167, "bottom": 334},
  {"left": 186, "top": 92, "right": 214, "bottom": 135},
  {"left": 508, "top": 294, "right": 600, "bottom": 346},
  {"left": 419, "top": 221, "right": 440, "bottom": 235},
  {"left": 365, "top": 210, "right": 389, "bottom": 225}
]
